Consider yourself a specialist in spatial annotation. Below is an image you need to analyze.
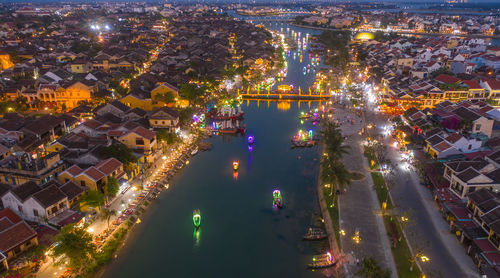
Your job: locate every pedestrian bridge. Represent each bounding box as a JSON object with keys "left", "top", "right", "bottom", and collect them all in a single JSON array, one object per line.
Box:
[{"left": 238, "top": 88, "right": 331, "bottom": 100}]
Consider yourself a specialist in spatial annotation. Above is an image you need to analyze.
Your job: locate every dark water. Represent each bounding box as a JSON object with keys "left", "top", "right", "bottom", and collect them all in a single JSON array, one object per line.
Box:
[{"left": 103, "top": 19, "right": 331, "bottom": 278}]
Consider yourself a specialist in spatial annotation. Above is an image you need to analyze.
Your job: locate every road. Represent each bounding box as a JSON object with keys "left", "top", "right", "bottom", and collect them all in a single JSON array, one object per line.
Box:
[{"left": 362, "top": 87, "right": 480, "bottom": 278}]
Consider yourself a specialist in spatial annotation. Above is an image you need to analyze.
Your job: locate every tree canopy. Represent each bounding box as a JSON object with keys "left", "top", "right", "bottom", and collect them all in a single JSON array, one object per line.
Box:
[
  {"left": 80, "top": 190, "right": 106, "bottom": 210},
  {"left": 106, "top": 177, "right": 120, "bottom": 198},
  {"left": 52, "top": 224, "right": 95, "bottom": 273},
  {"left": 179, "top": 83, "right": 206, "bottom": 106},
  {"left": 104, "top": 143, "right": 138, "bottom": 165}
]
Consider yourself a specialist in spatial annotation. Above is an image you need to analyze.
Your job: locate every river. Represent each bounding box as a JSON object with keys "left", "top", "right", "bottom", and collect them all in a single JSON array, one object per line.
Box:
[{"left": 102, "top": 18, "right": 333, "bottom": 278}]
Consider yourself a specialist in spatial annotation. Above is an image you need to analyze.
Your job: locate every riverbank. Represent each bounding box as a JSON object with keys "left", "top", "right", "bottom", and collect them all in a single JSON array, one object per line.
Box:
[{"left": 289, "top": 23, "right": 500, "bottom": 39}]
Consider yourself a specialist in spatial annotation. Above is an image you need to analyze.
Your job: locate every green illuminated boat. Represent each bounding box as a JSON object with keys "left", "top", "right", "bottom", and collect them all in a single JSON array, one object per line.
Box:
[
  {"left": 193, "top": 210, "right": 201, "bottom": 228},
  {"left": 273, "top": 190, "right": 283, "bottom": 209}
]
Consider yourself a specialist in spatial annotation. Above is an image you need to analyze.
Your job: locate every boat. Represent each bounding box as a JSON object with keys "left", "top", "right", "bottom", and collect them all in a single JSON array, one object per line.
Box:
[
  {"left": 219, "top": 128, "right": 238, "bottom": 134},
  {"left": 273, "top": 190, "right": 283, "bottom": 208},
  {"left": 308, "top": 252, "right": 336, "bottom": 269},
  {"left": 303, "top": 228, "right": 328, "bottom": 240},
  {"left": 193, "top": 210, "right": 201, "bottom": 228},
  {"left": 247, "top": 135, "right": 254, "bottom": 145},
  {"left": 233, "top": 160, "right": 239, "bottom": 171},
  {"left": 191, "top": 148, "right": 199, "bottom": 155}
]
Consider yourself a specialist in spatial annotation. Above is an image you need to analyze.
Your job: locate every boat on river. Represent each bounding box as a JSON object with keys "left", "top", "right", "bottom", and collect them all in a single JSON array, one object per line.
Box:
[
  {"left": 303, "top": 228, "right": 327, "bottom": 240},
  {"left": 191, "top": 148, "right": 199, "bottom": 155},
  {"left": 273, "top": 190, "right": 283, "bottom": 208},
  {"left": 298, "top": 111, "right": 311, "bottom": 119},
  {"left": 233, "top": 160, "right": 239, "bottom": 171},
  {"left": 193, "top": 210, "right": 201, "bottom": 228},
  {"left": 247, "top": 135, "right": 254, "bottom": 145},
  {"left": 308, "top": 252, "right": 336, "bottom": 269}
]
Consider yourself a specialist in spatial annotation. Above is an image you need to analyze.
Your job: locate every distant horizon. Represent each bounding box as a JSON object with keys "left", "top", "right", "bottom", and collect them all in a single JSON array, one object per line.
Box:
[{"left": 1, "top": 0, "right": 500, "bottom": 4}]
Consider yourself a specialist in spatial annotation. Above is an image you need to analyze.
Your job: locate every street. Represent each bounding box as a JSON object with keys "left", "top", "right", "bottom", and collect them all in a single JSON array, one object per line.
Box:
[{"left": 363, "top": 87, "right": 480, "bottom": 278}]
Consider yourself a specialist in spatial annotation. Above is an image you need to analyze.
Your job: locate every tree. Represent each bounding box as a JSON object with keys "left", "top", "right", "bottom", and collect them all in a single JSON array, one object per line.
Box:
[
  {"left": 52, "top": 224, "right": 95, "bottom": 273},
  {"left": 106, "top": 177, "right": 120, "bottom": 198},
  {"left": 104, "top": 144, "right": 138, "bottom": 165},
  {"left": 178, "top": 107, "right": 194, "bottom": 125},
  {"left": 154, "top": 91, "right": 176, "bottom": 104},
  {"left": 356, "top": 257, "right": 391, "bottom": 278},
  {"left": 179, "top": 83, "right": 205, "bottom": 106},
  {"left": 99, "top": 207, "right": 116, "bottom": 229},
  {"left": 321, "top": 157, "right": 357, "bottom": 195},
  {"left": 80, "top": 190, "right": 106, "bottom": 211},
  {"left": 321, "top": 121, "right": 350, "bottom": 161}
]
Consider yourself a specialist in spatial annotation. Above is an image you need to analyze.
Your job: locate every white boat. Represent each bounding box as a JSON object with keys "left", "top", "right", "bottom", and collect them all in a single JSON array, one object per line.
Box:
[{"left": 191, "top": 148, "right": 198, "bottom": 155}]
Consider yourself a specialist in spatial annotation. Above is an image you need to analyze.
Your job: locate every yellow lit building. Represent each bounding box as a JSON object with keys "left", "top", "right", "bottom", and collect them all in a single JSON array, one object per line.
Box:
[
  {"left": 36, "top": 82, "right": 93, "bottom": 110},
  {"left": 0, "top": 52, "right": 14, "bottom": 71},
  {"left": 121, "top": 82, "right": 187, "bottom": 111}
]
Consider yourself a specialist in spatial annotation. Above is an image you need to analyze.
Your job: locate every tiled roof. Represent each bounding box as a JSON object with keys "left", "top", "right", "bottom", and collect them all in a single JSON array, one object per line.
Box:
[
  {"left": 150, "top": 106, "right": 179, "bottom": 120},
  {"left": 59, "top": 181, "right": 85, "bottom": 201},
  {"left": 456, "top": 168, "right": 482, "bottom": 183},
  {"left": 32, "top": 185, "right": 67, "bottom": 208},
  {"left": 128, "top": 126, "right": 155, "bottom": 141},
  {"left": 23, "top": 115, "right": 64, "bottom": 136},
  {"left": 445, "top": 133, "right": 463, "bottom": 144},
  {"left": 83, "top": 119, "right": 102, "bottom": 129},
  {"left": 426, "top": 134, "right": 444, "bottom": 146},
  {"left": 445, "top": 159, "right": 489, "bottom": 173},
  {"left": 65, "top": 165, "right": 84, "bottom": 177},
  {"left": 452, "top": 107, "right": 481, "bottom": 121},
  {"left": 435, "top": 74, "right": 460, "bottom": 84},
  {"left": 95, "top": 158, "right": 122, "bottom": 176},
  {"left": 462, "top": 79, "right": 482, "bottom": 89},
  {"left": 82, "top": 167, "right": 105, "bottom": 182},
  {"left": 0, "top": 208, "right": 37, "bottom": 254},
  {"left": 434, "top": 141, "right": 452, "bottom": 152},
  {"left": 468, "top": 188, "right": 496, "bottom": 205},
  {"left": 108, "top": 100, "right": 130, "bottom": 113},
  {"left": 485, "top": 79, "right": 500, "bottom": 90},
  {"left": 11, "top": 181, "right": 41, "bottom": 202},
  {"left": 0, "top": 220, "right": 37, "bottom": 253}
]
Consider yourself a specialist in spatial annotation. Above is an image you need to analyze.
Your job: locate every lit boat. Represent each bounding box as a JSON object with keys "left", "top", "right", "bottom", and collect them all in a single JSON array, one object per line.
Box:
[
  {"left": 191, "top": 148, "right": 199, "bottom": 155},
  {"left": 273, "top": 190, "right": 283, "bottom": 208},
  {"left": 233, "top": 160, "right": 239, "bottom": 171},
  {"left": 303, "top": 228, "right": 328, "bottom": 240},
  {"left": 308, "top": 252, "right": 336, "bottom": 269},
  {"left": 247, "top": 136, "right": 254, "bottom": 145},
  {"left": 193, "top": 210, "right": 201, "bottom": 228}
]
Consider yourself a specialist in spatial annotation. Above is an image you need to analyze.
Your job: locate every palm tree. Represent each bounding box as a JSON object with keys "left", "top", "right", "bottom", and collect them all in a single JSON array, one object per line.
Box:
[
  {"left": 321, "top": 157, "right": 363, "bottom": 206},
  {"left": 321, "top": 121, "right": 350, "bottom": 160},
  {"left": 100, "top": 207, "right": 116, "bottom": 229}
]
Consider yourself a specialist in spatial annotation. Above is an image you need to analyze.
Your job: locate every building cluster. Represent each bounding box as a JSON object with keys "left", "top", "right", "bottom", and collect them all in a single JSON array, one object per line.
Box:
[
  {"left": 0, "top": 98, "right": 179, "bottom": 271},
  {"left": 400, "top": 98, "right": 500, "bottom": 275},
  {"left": 0, "top": 1, "right": 282, "bottom": 271},
  {"left": 149, "top": 16, "right": 274, "bottom": 85},
  {"left": 357, "top": 36, "right": 500, "bottom": 113},
  {"left": 298, "top": 5, "right": 499, "bottom": 36}
]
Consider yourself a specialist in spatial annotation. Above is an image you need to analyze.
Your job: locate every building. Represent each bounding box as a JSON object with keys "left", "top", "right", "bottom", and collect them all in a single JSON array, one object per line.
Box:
[
  {"left": 0, "top": 208, "right": 38, "bottom": 270},
  {"left": 0, "top": 181, "right": 69, "bottom": 223},
  {"left": 58, "top": 158, "right": 125, "bottom": 191},
  {"left": 0, "top": 152, "right": 65, "bottom": 186},
  {"left": 148, "top": 107, "right": 179, "bottom": 131},
  {"left": 35, "top": 81, "right": 93, "bottom": 110},
  {"left": 118, "top": 126, "right": 157, "bottom": 162}
]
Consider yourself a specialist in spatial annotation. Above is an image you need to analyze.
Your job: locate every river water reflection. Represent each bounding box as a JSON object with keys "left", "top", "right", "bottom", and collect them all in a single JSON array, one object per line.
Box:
[{"left": 103, "top": 17, "right": 332, "bottom": 278}]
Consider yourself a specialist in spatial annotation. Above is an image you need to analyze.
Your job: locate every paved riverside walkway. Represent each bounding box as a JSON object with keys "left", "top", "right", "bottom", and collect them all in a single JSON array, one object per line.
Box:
[{"left": 331, "top": 104, "right": 397, "bottom": 278}]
